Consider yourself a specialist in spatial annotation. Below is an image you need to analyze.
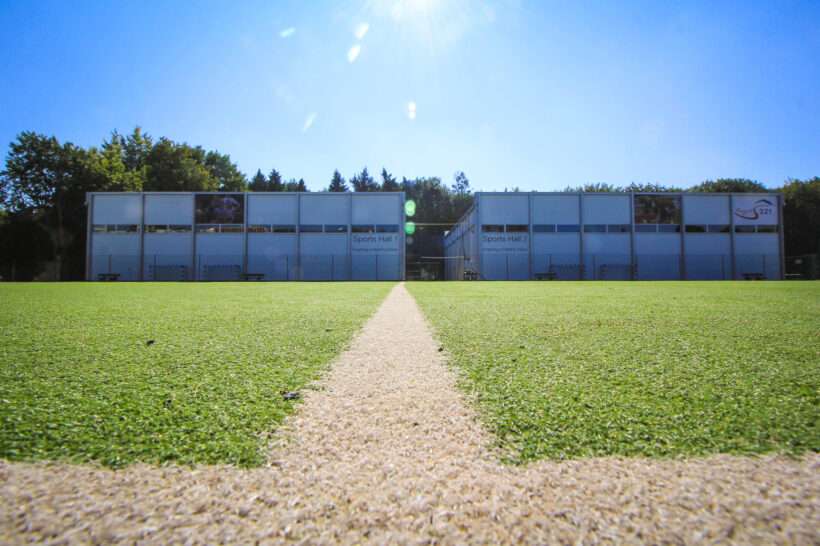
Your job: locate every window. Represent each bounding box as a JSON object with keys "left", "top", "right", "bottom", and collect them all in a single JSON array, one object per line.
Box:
[
  {"left": 146, "top": 225, "right": 168, "bottom": 233},
  {"left": 325, "top": 224, "right": 348, "bottom": 233},
  {"left": 169, "top": 225, "right": 192, "bottom": 233},
  {"left": 735, "top": 225, "right": 755, "bottom": 233},
  {"left": 708, "top": 224, "right": 730, "bottom": 233},
  {"left": 607, "top": 224, "right": 630, "bottom": 233},
  {"left": 634, "top": 195, "right": 681, "bottom": 224},
  {"left": 658, "top": 224, "right": 681, "bottom": 233},
  {"left": 635, "top": 224, "right": 657, "bottom": 233},
  {"left": 556, "top": 224, "right": 580, "bottom": 233},
  {"left": 196, "top": 224, "right": 219, "bottom": 233},
  {"left": 352, "top": 225, "right": 375, "bottom": 233},
  {"left": 376, "top": 224, "right": 399, "bottom": 233},
  {"left": 220, "top": 225, "right": 244, "bottom": 233},
  {"left": 93, "top": 224, "right": 140, "bottom": 233},
  {"left": 532, "top": 224, "right": 555, "bottom": 233},
  {"left": 583, "top": 224, "right": 606, "bottom": 233},
  {"left": 757, "top": 225, "right": 778, "bottom": 233},
  {"left": 481, "top": 224, "right": 504, "bottom": 232},
  {"left": 248, "top": 224, "right": 272, "bottom": 233},
  {"left": 506, "top": 224, "right": 529, "bottom": 233},
  {"left": 685, "top": 225, "right": 707, "bottom": 233},
  {"left": 273, "top": 224, "right": 296, "bottom": 233},
  {"left": 299, "top": 224, "right": 322, "bottom": 233}
]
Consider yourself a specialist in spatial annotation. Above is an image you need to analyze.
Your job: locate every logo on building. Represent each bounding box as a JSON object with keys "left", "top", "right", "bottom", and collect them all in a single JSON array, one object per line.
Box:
[{"left": 734, "top": 199, "right": 774, "bottom": 220}]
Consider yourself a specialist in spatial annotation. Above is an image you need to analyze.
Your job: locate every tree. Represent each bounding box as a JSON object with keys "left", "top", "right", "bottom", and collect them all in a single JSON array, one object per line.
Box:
[
  {"left": 563, "top": 182, "right": 621, "bottom": 192},
  {"left": 327, "top": 170, "right": 348, "bottom": 192},
  {"left": 205, "top": 151, "right": 247, "bottom": 191},
  {"left": 296, "top": 178, "right": 307, "bottom": 192},
  {"left": 249, "top": 169, "right": 268, "bottom": 191},
  {"left": 624, "top": 182, "right": 682, "bottom": 192},
  {"left": 351, "top": 167, "right": 378, "bottom": 192},
  {"left": 0, "top": 132, "right": 111, "bottom": 278},
  {"left": 781, "top": 177, "right": 820, "bottom": 255},
  {"left": 143, "top": 138, "right": 217, "bottom": 192},
  {"left": 451, "top": 171, "right": 470, "bottom": 195},
  {"left": 690, "top": 178, "right": 768, "bottom": 193},
  {"left": 0, "top": 211, "right": 54, "bottom": 280},
  {"left": 381, "top": 168, "right": 400, "bottom": 191},
  {"left": 268, "top": 168, "right": 284, "bottom": 191}
]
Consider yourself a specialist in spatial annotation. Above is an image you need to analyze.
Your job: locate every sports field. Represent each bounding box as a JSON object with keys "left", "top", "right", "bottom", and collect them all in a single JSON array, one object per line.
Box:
[
  {"left": 0, "top": 282, "right": 392, "bottom": 467},
  {"left": 408, "top": 281, "right": 820, "bottom": 462}
]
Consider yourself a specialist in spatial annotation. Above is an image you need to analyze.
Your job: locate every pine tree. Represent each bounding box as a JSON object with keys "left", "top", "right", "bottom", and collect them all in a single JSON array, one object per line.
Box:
[
  {"left": 381, "top": 168, "right": 399, "bottom": 191},
  {"left": 268, "top": 168, "right": 284, "bottom": 191},
  {"left": 328, "top": 170, "right": 348, "bottom": 192},
  {"left": 296, "top": 178, "right": 308, "bottom": 192},
  {"left": 351, "top": 167, "right": 377, "bottom": 192},
  {"left": 249, "top": 169, "right": 268, "bottom": 191}
]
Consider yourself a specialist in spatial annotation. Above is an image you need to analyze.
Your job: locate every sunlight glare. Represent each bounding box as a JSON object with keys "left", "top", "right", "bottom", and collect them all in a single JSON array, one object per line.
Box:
[
  {"left": 407, "top": 101, "right": 417, "bottom": 120},
  {"left": 347, "top": 44, "right": 362, "bottom": 63},
  {"left": 355, "top": 22, "right": 370, "bottom": 40}
]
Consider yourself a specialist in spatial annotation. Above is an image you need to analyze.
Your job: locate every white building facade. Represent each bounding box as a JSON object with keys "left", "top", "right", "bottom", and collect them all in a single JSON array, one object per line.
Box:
[
  {"left": 444, "top": 192, "right": 784, "bottom": 281},
  {"left": 86, "top": 192, "right": 405, "bottom": 281}
]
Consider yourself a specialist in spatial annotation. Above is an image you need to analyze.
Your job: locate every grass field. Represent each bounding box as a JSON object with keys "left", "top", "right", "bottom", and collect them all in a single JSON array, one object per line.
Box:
[
  {"left": 0, "top": 282, "right": 392, "bottom": 467},
  {"left": 408, "top": 281, "right": 819, "bottom": 462}
]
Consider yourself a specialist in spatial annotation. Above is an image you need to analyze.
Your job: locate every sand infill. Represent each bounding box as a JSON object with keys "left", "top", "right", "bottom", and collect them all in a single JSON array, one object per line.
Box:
[{"left": 1, "top": 283, "right": 818, "bottom": 544}]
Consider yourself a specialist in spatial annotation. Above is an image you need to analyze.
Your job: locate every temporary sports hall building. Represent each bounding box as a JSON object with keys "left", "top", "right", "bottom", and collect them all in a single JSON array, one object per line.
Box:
[
  {"left": 443, "top": 192, "right": 784, "bottom": 281},
  {"left": 86, "top": 192, "right": 405, "bottom": 281}
]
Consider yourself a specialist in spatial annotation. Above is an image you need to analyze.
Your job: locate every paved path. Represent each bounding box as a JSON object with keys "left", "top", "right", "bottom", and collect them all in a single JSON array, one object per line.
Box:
[{"left": 1, "top": 283, "right": 818, "bottom": 544}]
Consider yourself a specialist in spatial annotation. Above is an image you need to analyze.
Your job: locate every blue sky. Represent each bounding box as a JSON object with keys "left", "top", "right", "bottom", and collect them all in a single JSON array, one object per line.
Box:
[{"left": 1, "top": 0, "right": 818, "bottom": 191}]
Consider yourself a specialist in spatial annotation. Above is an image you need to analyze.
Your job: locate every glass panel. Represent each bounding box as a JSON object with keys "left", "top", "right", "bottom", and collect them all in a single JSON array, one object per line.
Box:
[
  {"left": 92, "top": 224, "right": 107, "bottom": 233},
  {"left": 376, "top": 225, "right": 399, "bottom": 233},
  {"left": 481, "top": 224, "right": 504, "bottom": 233},
  {"left": 196, "top": 224, "right": 219, "bottom": 233},
  {"left": 634, "top": 195, "right": 681, "bottom": 224},
  {"left": 658, "top": 224, "right": 681, "bottom": 233},
  {"left": 756, "top": 225, "right": 778, "bottom": 233},
  {"left": 325, "top": 224, "right": 348, "bottom": 233},
  {"left": 506, "top": 224, "right": 529, "bottom": 233},
  {"left": 583, "top": 224, "right": 606, "bottom": 233},
  {"left": 169, "top": 224, "right": 192, "bottom": 233},
  {"left": 735, "top": 225, "right": 755, "bottom": 233},
  {"left": 685, "top": 225, "right": 707, "bottom": 233},
  {"left": 556, "top": 224, "right": 580, "bottom": 233},
  {"left": 352, "top": 225, "right": 375, "bottom": 233},
  {"left": 532, "top": 224, "right": 556, "bottom": 233},
  {"left": 635, "top": 224, "right": 657, "bottom": 233},
  {"left": 248, "top": 224, "right": 272, "bottom": 233},
  {"left": 708, "top": 224, "right": 730, "bottom": 233},
  {"left": 273, "top": 224, "right": 296, "bottom": 233},
  {"left": 607, "top": 224, "right": 631, "bottom": 233},
  {"left": 220, "top": 225, "right": 244, "bottom": 233},
  {"left": 145, "top": 225, "right": 167, "bottom": 233},
  {"left": 299, "top": 224, "right": 322, "bottom": 233},
  {"left": 195, "top": 194, "right": 244, "bottom": 224}
]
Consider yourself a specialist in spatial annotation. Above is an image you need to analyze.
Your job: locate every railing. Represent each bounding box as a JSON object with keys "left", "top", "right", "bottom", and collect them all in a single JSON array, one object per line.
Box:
[
  {"left": 445, "top": 253, "right": 781, "bottom": 281},
  {"left": 90, "top": 254, "right": 402, "bottom": 281}
]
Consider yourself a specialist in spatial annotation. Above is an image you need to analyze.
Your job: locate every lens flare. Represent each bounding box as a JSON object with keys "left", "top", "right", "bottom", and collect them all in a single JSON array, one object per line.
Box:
[{"left": 405, "top": 221, "right": 416, "bottom": 235}]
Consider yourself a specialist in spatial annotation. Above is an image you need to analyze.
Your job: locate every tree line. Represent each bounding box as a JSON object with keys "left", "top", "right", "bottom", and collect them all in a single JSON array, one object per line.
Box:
[{"left": 0, "top": 127, "right": 818, "bottom": 280}]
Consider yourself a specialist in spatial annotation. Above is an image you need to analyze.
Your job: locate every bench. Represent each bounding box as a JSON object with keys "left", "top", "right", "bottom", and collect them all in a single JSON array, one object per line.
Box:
[
  {"left": 534, "top": 272, "right": 557, "bottom": 281},
  {"left": 242, "top": 273, "right": 265, "bottom": 281},
  {"left": 463, "top": 270, "right": 478, "bottom": 281},
  {"left": 97, "top": 273, "right": 120, "bottom": 281},
  {"left": 784, "top": 273, "right": 803, "bottom": 280},
  {"left": 742, "top": 272, "right": 766, "bottom": 281}
]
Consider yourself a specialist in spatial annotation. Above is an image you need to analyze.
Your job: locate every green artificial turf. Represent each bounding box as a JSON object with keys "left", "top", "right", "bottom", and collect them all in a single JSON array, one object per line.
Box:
[
  {"left": 0, "top": 282, "right": 391, "bottom": 467},
  {"left": 408, "top": 281, "right": 819, "bottom": 462}
]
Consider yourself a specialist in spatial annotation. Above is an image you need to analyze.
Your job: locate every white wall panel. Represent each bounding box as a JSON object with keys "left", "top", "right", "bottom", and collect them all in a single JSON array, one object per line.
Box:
[
  {"left": 144, "top": 194, "right": 193, "bottom": 225},
  {"left": 531, "top": 195, "right": 579, "bottom": 224},
  {"left": 92, "top": 194, "right": 142, "bottom": 224},
  {"left": 248, "top": 194, "right": 298, "bottom": 224}
]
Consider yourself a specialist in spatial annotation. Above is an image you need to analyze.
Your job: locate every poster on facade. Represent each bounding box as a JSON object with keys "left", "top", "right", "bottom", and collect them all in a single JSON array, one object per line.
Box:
[
  {"left": 195, "top": 194, "right": 244, "bottom": 224},
  {"left": 732, "top": 196, "right": 778, "bottom": 225}
]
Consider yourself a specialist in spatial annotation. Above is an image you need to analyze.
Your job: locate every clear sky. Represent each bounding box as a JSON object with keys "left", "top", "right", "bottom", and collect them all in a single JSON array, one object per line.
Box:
[{"left": 1, "top": 0, "right": 818, "bottom": 191}]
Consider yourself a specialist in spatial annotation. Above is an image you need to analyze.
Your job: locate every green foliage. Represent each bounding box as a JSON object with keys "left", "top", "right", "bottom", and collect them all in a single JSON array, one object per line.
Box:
[
  {"left": 327, "top": 169, "right": 349, "bottom": 192},
  {"left": 0, "top": 282, "right": 392, "bottom": 467},
  {"left": 143, "top": 138, "right": 217, "bottom": 192},
  {"left": 204, "top": 150, "right": 247, "bottom": 191},
  {"left": 782, "top": 177, "right": 820, "bottom": 255},
  {"left": 268, "top": 168, "right": 284, "bottom": 191},
  {"left": 690, "top": 178, "right": 769, "bottom": 193},
  {"left": 351, "top": 167, "right": 378, "bottom": 192},
  {"left": 381, "top": 168, "right": 400, "bottom": 192},
  {"left": 408, "top": 282, "right": 820, "bottom": 462},
  {"left": 249, "top": 169, "right": 269, "bottom": 191}
]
